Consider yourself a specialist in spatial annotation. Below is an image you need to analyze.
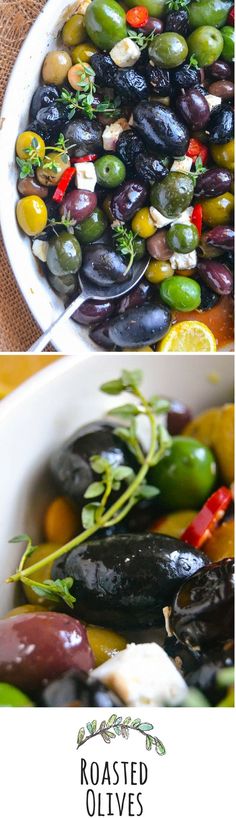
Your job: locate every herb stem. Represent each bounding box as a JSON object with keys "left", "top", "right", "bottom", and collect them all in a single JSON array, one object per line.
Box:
[{"left": 7, "top": 389, "right": 158, "bottom": 585}]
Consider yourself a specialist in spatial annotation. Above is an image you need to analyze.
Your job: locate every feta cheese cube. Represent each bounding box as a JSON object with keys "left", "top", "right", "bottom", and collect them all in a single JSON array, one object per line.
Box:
[
  {"left": 171, "top": 156, "right": 193, "bottom": 174},
  {"left": 205, "top": 93, "right": 221, "bottom": 112},
  {"left": 92, "top": 642, "right": 187, "bottom": 707},
  {"left": 110, "top": 37, "right": 141, "bottom": 68},
  {"left": 149, "top": 207, "right": 172, "bottom": 228},
  {"left": 32, "top": 239, "right": 49, "bottom": 263},
  {"left": 75, "top": 161, "right": 97, "bottom": 192},
  {"left": 102, "top": 120, "right": 127, "bottom": 151},
  {"left": 172, "top": 207, "right": 193, "bottom": 226},
  {"left": 170, "top": 249, "right": 197, "bottom": 271}
]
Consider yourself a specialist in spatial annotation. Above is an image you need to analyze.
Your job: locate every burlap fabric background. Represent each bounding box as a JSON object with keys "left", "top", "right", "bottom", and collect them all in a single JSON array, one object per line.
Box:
[{"left": 0, "top": 0, "right": 54, "bottom": 351}]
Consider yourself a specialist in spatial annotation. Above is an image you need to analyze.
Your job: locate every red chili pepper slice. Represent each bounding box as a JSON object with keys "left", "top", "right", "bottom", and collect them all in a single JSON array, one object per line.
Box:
[
  {"left": 52, "top": 167, "right": 76, "bottom": 203},
  {"left": 228, "top": 6, "right": 234, "bottom": 25},
  {"left": 182, "top": 487, "right": 232, "bottom": 549},
  {"left": 191, "top": 203, "right": 203, "bottom": 236},
  {"left": 126, "top": 6, "right": 149, "bottom": 28},
  {"left": 70, "top": 154, "right": 98, "bottom": 164},
  {"left": 187, "top": 138, "right": 208, "bottom": 165}
]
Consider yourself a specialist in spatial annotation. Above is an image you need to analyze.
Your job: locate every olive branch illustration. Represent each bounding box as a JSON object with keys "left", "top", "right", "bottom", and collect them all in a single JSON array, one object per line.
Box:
[{"left": 77, "top": 715, "right": 166, "bottom": 756}]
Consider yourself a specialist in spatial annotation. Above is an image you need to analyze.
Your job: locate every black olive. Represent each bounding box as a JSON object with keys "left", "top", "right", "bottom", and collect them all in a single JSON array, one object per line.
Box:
[
  {"left": 114, "top": 68, "right": 149, "bottom": 101},
  {"left": 171, "top": 63, "right": 201, "bottom": 89},
  {"left": 208, "top": 104, "right": 234, "bottom": 144},
  {"left": 52, "top": 533, "right": 209, "bottom": 629},
  {"left": 89, "top": 321, "right": 117, "bottom": 350},
  {"left": 116, "top": 130, "right": 145, "bottom": 169},
  {"left": 107, "top": 303, "right": 171, "bottom": 348},
  {"left": 39, "top": 670, "right": 124, "bottom": 707},
  {"left": 193, "top": 275, "right": 220, "bottom": 311},
  {"left": 29, "top": 84, "right": 60, "bottom": 119},
  {"left": 163, "top": 636, "right": 201, "bottom": 676},
  {"left": 165, "top": 10, "right": 190, "bottom": 37},
  {"left": 63, "top": 118, "right": 103, "bottom": 158},
  {"left": 82, "top": 243, "right": 133, "bottom": 288},
  {"left": 170, "top": 559, "right": 234, "bottom": 652},
  {"left": 185, "top": 645, "right": 234, "bottom": 706},
  {"left": 145, "top": 64, "right": 170, "bottom": 95},
  {"left": 50, "top": 421, "right": 138, "bottom": 504},
  {"left": 90, "top": 53, "right": 118, "bottom": 87},
  {"left": 35, "top": 103, "right": 69, "bottom": 140},
  {"left": 135, "top": 153, "right": 168, "bottom": 184},
  {"left": 133, "top": 101, "right": 189, "bottom": 156}
]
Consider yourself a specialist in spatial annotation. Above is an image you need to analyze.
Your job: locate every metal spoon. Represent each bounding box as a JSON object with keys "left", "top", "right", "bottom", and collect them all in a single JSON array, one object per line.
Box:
[{"left": 28, "top": 256, "right": 149, "bottom": 352}]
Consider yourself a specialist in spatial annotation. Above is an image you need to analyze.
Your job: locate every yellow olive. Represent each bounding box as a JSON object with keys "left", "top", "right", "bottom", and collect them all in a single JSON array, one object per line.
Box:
[
  {"left": 72, "top": 42, "right": 98, "bottom": 64},
  {"left": 62, "top": 14, "right": 86, "bottom": 47},
  {"left": 16, "top": 196, "right": 48, "bottom": 236},
  {"left": 36, "top": 152, "right": 70, "bottom": 186},
  {"left": 86, "top": 626, "right": 127, "bottom": 667},
  {"left": 151, "top": 510, "right": 196, "bottom": 539},
  {"left": 131, "top": 207, "right": 156, "bottom": 238},
  {"left": 23, "top": 543, "right": 60, "bottom": 605},
  {"left": 210, "top": 140, "right": 234, "bottom": 172},
  {"left": 42, "top": 50, "right": 72, "bottom": 85},
  {"left": 3, "top": 605, "right": 44, "bottom": 618},
  {"left": 145, "top": 259, "right": 173, "bottom": 283},
  {"left": 44, "top": 496, "right": 81, "bottom": 545},
  {"left": 67, "top": 62, "right": 94, "bottom": 91},
  {"left": 16, "top": 130, "right": 45, "bottom": 161},
  {"left": 203, "top": 520, "right": 234, "bottom": 562},
  {"left": 200, "top": 192, "right": 234, "bottom": 227}
]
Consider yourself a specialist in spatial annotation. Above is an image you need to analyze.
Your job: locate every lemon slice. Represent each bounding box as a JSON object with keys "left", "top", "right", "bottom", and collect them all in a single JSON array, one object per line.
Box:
[{"left": 158, "top": 321, "right": 217, "bottom": 352}]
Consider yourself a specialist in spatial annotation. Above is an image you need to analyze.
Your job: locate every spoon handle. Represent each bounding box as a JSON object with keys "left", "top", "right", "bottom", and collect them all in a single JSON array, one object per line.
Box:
[{"left": 27, "top": 291, "right": 86, "bottom": 352}]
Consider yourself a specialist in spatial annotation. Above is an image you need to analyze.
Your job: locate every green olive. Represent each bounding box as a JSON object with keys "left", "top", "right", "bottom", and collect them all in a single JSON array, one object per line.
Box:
[
  {"left": 74, "top": 208, "right": 108, "bottom": 243},
  {"left": 188, "top": 1, "right": 232, "bottom": 31},
  {"left": 47, "top": 231, "right": 82, "bottom": 276},
  {"left": 149, "top": 436, "right": 218, "bottom": 511},
  {"left": 221, "top": 26, "right": 235, "bottom": 62},
  {"left": 150, "top": 172, "right": 195, "bottom": 219},
  {"left": 42, "top": 50, "right": 72, "bottom": 85},
  {"left": 72, "top": 42, "right": 98, "bottom": 64},
  {"left": 85, "top": 0, "right": 127, "bottom": 51},
  {"left": 200, "top": 192, "right": 234, "bottom": 226},
  {"left": 124, "top": 0, "right": 167, "bottom": 16},
  {"left": 187, "top": 26, "right": 224, "bottom": 67},
  {"left": 62, "top": 14, "right": 86, "bottom": 47},
  {"left": 95, "top": 155, "right": 126, "bottom": 188},
  {"left": 160, "top": 276, "right": 201, "bottom": 311},
  {"left": 167, "top": 223, "right": 199, "bottom": 253},
  {"left": 149, "top": 32, "right": 188, "bottom": 69},
  {"left": 0, "top": 683, "right": 34, "bottom": 707}
]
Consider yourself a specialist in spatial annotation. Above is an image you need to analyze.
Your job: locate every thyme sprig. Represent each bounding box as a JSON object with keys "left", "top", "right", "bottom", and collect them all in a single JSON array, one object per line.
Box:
[
  {"left": 6, "top": 370, "right": 172, "bottom": 606},
  {"left": 189, "top": 53, "right": 200, "bottom": 69},
  {"left": 112, "top": 225, "right": 138, "bottom": 275},
  {"left": 127, "top": 26, "right": 156, "bottom": 51},
  {"left": 189, "top": 155, "right": 207, "bottom": 183},
  {"left": 166, "top": 0, "right": 191, "bottom": 11},
  {"left": 16, "top": 134, "right": 73, "bottom": 178},
  {"left": 47, "top": 211, "right": 77, "bottom": 235},
  {"left": 60, "top": 86, "right": 121, "bottom": 121}
]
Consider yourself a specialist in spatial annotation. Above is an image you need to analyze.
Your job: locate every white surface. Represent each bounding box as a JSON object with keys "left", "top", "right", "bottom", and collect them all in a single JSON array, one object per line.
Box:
[
  {"left": 0, "top": 0, "right": 98, "bottom": 352},
  {"left": 0, "top": 353, "right": 233, "bottom": 615},
  {"left": 0, "top": 708, "right": 234, "bottom": 818}
]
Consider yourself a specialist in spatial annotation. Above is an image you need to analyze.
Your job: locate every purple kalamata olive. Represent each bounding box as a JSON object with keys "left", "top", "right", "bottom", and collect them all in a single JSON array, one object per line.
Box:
[
  {"left": 82, "top": 244, "right": 132, "bottom": 287},
  {"left": 207, "top": 60, "right": 232, "bottom": 81},
  {"left": 118, "top": 279, "right": 154, "bottom": 313},
  {"left": 72, "top": 299, "right": 116, "bottom": 326},
  {"left": 111, "top": 181, "right": 148, "bottom": 222},
  {"left": 195, "top": 168, "right": 232, "bottom": 198},
  {"left": 107, "top": 303, "right": 171, "bottom": 348},
  {"left": 147, "top": 230, "right": 172, "bottom": 261},
  {"left": 208, "top": 80, "right": 234, "bottom": 100},
  {"left": 60, "top": 190, "right": 97, "bottom": 223},
  {"left": 18, "top": 177, "right": 49, "bottom": 199},
  {"left": 176, "top": 89, "right": 210, "bottom": 128},
  {"left": 197, "top": 260, "right": 233, "bottom": 295},
  {"left": 167, "top": 400, "right": 192, "bottom": 436},
  {"left": 205, "top": 226, "right": 235, "bottom": 251},
  {"left": 141, "top": 17, "right": 164, "bottom": 35}
]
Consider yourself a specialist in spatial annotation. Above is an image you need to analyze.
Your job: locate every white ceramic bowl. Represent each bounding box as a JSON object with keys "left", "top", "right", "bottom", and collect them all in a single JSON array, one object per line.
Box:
[
  {"left": 0, "top": 353, "right": 233, "bottom": 616},
  {"left": 0, "top": 0, "right": 99, "bottom": 353}
]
